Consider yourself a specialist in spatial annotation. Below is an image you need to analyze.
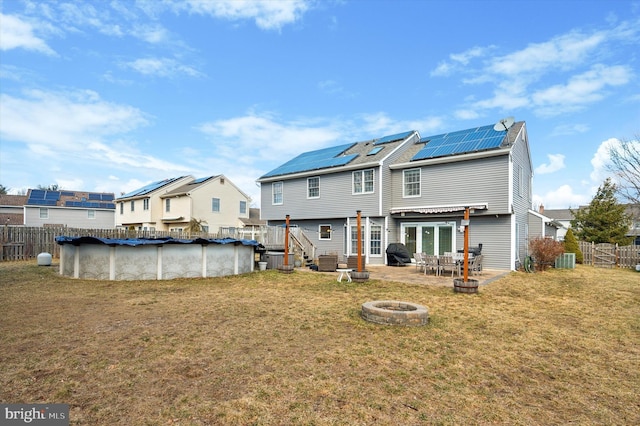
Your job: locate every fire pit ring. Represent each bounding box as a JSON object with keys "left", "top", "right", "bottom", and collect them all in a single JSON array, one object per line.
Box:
[{"left": 361, "top": 300, "right": 429, "bottom": 326}]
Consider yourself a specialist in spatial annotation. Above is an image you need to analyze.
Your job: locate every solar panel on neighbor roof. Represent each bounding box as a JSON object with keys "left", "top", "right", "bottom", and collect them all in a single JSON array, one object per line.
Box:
[
  {"left": 120, "top": 178, "right": 178, "bottom": 198},
  {"left": 29, "top": 190, "right": 46, "bottom": 199},
  {"left": 373, "top": 130, "right": 414, "bottom": 145},
  {"left": 412, "top": 124, "right": 506, "bottom": 161},
  {"left": 262, "top": 143, "right": 358, "bottom": 177},
  {"left": 192, "top": 176, "right": 213, "bottom": 184}
]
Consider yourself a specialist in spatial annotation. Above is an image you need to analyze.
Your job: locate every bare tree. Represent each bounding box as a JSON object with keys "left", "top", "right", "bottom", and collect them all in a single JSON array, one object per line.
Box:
[{"left": 607, "top": 134, "right": 640, "bottom": 204}]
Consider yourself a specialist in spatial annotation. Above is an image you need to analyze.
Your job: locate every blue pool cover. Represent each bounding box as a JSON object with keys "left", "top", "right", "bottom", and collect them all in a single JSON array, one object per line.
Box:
[{"left": 56, "top": 236, "right": 264, "bottom": 248}]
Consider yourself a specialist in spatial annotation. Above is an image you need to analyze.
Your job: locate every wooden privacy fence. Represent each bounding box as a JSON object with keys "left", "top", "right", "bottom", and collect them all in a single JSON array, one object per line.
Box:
[
  {"left": 0, "top": 225, "right": 290, "bottom": 262},
  {"left": 578, "top": 241, "right": 640, "bottom": 269}
]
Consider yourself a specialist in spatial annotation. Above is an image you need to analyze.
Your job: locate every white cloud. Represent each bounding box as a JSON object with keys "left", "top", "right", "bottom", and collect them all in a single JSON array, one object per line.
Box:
[
  {"left": 168, "top": 0, "right": 311, "bottom": 30},
  {"left": 534, "top": 184, "right": 590, "bottom": 209},
  {"left": 531, "top": 64, "right": 632, "bottom": 116},
  {"left": 431, "top": 20, "right": 638, "bottom": 116},
  {"left": 550, "top": 123, "right": 590, "bottom": 136},
  {"left": 123, "top": 57, "right": 204, "bottom": 78},
  {"left": 0, "top": 89, "right": 149, "bottom": 148},
  {"left": 535, "top": 154, "right": 566, "bottom": 175},
  {"left": 0, "top": 13, "right": 56, "bottom": 55},
  {"left": 590, "top": 137, "right": 619, "bottom": 183}
]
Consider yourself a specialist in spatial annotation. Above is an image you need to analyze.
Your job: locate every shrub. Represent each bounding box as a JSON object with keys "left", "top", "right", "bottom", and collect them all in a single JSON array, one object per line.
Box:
[
  {"left": 563, "top": 228, "right": 584, "bottom": 264},
  {"left": 529, "top": 237, "right": 565, "bottom": 271}
]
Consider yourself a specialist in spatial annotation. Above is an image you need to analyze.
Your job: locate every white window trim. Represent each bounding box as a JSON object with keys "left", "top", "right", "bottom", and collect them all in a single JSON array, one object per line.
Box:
[
  {"left": 403, "top": 168, "right": 421, "bottom": 198},
  {"left": 319, "top": 224, "right": 332, "bottom": 240},
  {"left": 212, "top": 197, "right": 221, "bottom": 213},
  {"left": 370, "top": 224, "right": 383, "bottom": 257},
  {"left": 39, "top": 208, "right": 48, "bottom": 219},
  {"left": 307, "top": 177, "right": 320, "bottom": 199},
  {"left": 352, "top": 169, "right": 375, "bottom": 195},
  {"left": 272, "top": 181, "right": 283, "bottom": 205},
  {"left": 87, "top": 209, "right": 96, "bottom": 219}
]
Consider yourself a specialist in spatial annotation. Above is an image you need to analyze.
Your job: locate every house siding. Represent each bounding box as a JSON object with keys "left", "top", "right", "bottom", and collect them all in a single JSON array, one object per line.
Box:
[
  {"left": 25, "top": 206, "right": 115, "bottom": 229},
  {"left": 390, "top": 154, "right": 511, "bottom": 214},
  {"left": 510, "top": 126, "right": 533, "bottom": 267},
  {"left": 261, "top": 168, "right": 381, "bottom": 221}
]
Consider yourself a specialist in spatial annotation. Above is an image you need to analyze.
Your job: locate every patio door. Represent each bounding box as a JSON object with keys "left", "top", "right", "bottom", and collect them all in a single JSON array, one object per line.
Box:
[{"left": 401, "top": 223, "right": 454, "bottom": 255}]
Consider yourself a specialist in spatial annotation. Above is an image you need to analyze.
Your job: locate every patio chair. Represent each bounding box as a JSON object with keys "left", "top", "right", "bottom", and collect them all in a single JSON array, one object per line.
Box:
[
  {"left": 439, "top": 255, "right": 459, "bottom": 277},
  {"left": 413, "top": 252, "right": 426, "bottom": 272},
  {"left": 422, "top": 254, "right": 439, "bottom": 276},
  {"left": 470, "top": 254, "right": 483, "bottom": 275}
]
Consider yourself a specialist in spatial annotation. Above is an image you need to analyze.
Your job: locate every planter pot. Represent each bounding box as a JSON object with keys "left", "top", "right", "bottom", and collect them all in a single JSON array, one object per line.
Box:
[
  {"left": 277, "top": 264, "right": 295, "bottom": 274},
  {"left": 258, "top": 261, "right": 267, "bottom": 271},
  {"left": 294, "top": 259, "right": 302, "bottom": 267},
  {"left": 351, "top": 270, "right": 370, "bottom": 282},
  {"left": 453, "top": 278, "right": 479, "bottom": 294}
]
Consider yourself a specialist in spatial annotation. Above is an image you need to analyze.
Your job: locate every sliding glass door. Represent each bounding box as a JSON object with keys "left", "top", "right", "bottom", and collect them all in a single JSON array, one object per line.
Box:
[{"left": 401, "top": 223, "right": 454, "bottom": 255}]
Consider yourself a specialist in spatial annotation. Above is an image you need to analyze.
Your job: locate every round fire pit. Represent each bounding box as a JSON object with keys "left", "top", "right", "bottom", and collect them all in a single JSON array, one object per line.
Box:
[{"left": 361, "top": 300, "right": 429, "bottom": 326}]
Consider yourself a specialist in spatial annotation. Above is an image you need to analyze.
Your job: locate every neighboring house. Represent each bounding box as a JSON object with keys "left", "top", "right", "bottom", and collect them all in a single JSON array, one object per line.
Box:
[
  {"left": 0, "top": 194, "right": 27, "bottom": 225},
  {"left": 528, "top": 209, "right": 562, "bottom": 241},
  {"left": 544, "top": 204, "right": 640, "bottom": 245},
  {"left": 538, "top": 206, "right": 572, "bottom": 241},
  {"left": 237, "top": 207, "right": 267, "bottom": 239},
  {"left": 115, "top": 175, "right": 251, "bottom": 234},
  {"left": 257, "top": 120, "right": 533, "bottom": 271},
  {"left": 23, "top": 189, "right": 116, "bottom": 228}
]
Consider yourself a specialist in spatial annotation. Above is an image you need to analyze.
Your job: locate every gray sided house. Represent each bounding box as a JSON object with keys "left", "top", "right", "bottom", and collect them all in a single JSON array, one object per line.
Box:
[{"left": 257, "top": 121, "right": 534, "bottom": 271}]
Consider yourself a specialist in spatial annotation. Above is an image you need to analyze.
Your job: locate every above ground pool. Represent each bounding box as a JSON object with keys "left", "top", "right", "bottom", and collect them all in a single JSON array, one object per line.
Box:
[{"left": 55, "top": 236, "right": 263, "bottom": 281}]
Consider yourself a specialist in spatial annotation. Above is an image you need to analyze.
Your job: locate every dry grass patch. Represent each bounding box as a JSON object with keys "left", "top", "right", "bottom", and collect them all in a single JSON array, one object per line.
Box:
[{"left": 1, "top": 262, "right": 639, "bottom": 425}]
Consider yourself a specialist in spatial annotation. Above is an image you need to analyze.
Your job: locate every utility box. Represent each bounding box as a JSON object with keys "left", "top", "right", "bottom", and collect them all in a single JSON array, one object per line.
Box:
[
  {"left": 263, "top": 252, "right": 294, "bottom": 270},
  {"left": 555, "top": 253, "right": 576, "bottom": 269}
]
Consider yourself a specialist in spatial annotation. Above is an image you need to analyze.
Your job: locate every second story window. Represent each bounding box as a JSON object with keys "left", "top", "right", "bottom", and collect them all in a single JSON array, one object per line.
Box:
[
  {"left": 308, "top": 177, "right": 320, "bottom": 198},
  {"left": 403, "top": 168, "right": 421, "bottom": 197},
  {"left": 165, "top": 199, "right": 170, "bottom": 213},
  {"left": 240, "top": 200, "right": 247, "bottom": 215},
  {"left": 273, "top": 182, "right": 283, "bottom": 205},
  {"left": 87, "top": 210, "right": 95, "bottom": 219},
  {"left": 39, "top": 208, "right": 48, "bottom": 219},
  {"left": 353, "top": 169, "right": 374, "bottom": 194},
  {"left": 120, "top": 202, "right": 124, "bottom": 215},
  {"left": 130, "top": 200, "right": 135, "bottom": 212},
  {"left": 143, "top": 198, "right": 149, "bottom": 210},
  {"left": 212, "top": 198, "right": 220, "bottom": 212}
]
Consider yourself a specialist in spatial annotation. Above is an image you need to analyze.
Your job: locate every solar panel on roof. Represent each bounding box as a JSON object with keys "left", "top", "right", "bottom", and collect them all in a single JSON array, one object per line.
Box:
[
  {"left": 29, "top": 190, "right": 46, "bottom": 199},
  {"left": 262, "top": 143, "right": 357, "bottom": 178},
  {"left": 120, "top": 177, "right": 181, "bottom": 198},
  {"left": 373, "top": 130, "right": 414, "bottom": 145},
  {"left": 61, "top": 191, "right": 75, "bottom": 197},
  {"left": 412, "top": 124, "right": 506, "bottom": 161},
  {"left": 44, "top": 191, "right": 60, "bottom": 201},
  {"left": 192, "top": 176, "right": 213, "bottom": 184}
]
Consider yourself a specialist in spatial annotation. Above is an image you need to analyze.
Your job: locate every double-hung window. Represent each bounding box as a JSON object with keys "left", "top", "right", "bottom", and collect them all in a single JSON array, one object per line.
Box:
[
  {"left": 307, "top": 177, "right": 320, "bottom": 198},
  {"left": 212, "top": 198, "right": 220, "bottom": 212},
  {"left": 272, "top": 182, "right": 283, "bottom": 205},
  {"left": 353, "top": 169, "right": 374, "bottom": 194},
  {"left": 403, "top": 168, "right": 421, "bottom": 197},
  {"left": 240, "top": 200, "right": 247, "bottom": 215},
  {"left": 143, "top": 198, "right": 149, "bottom": 210},
  {"left": 165, "top": 199, "right": 170, "bottom": 213}
]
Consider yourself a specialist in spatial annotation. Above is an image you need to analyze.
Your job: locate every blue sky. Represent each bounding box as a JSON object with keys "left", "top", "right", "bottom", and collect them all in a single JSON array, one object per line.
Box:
[{"left": 1, "top": 0, "right": 639, "bottom": 209}]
